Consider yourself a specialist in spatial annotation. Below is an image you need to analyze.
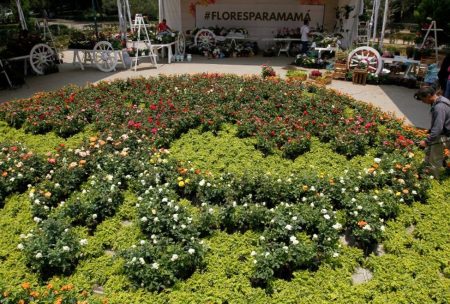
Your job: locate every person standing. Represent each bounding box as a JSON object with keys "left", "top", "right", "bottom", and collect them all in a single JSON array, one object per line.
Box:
[
  {"left": 414, "top": 86, "right": 450, "bottom": 178},
  {"left": 438, "top": 53, "right": 450, "bottom": 92},
  {"left": 300, "top": 19, "right": 310, "bottom": 54}
]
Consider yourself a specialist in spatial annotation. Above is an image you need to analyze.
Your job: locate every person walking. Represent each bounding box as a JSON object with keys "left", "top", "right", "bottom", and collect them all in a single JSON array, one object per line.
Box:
[
  {"left": 414, "top": 86, "right": 450, "bottom": 178},
  {"left": 300, "top": 19, "right": 310, "bottom": 54}
]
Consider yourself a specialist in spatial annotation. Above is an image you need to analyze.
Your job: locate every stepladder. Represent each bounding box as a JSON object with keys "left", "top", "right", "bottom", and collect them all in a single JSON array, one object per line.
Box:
[{"left": 131, "top": 14, "right": 159, "bottom": 70}]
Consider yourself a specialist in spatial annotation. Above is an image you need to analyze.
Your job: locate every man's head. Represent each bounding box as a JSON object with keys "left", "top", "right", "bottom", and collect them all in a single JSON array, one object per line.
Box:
[
  {"left": 414, "top": 86, "right": 437, "bottom": 105},
  {"left": 162, "top": 19, "right": 167, "bottom": 24},
  {"left": 304, "top": 19, "right": 309, "bottom": 26}
]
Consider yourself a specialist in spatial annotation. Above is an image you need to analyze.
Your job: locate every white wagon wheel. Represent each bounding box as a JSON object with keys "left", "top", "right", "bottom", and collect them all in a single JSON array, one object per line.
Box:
[
  {"left": 30, "top": 43, "right": 55, "bottom": 75},
  {"left": 347, "top": 46, "right": 383, "bottom": 75},
  {"left": 93, "top": 41, "right": 118, "bottom": 72},
  {"left": 176, "top": 32, "right": 186, "bottom": 55},
  {"left": 194, "top": 29, "right": 216, "bottom": 49}
]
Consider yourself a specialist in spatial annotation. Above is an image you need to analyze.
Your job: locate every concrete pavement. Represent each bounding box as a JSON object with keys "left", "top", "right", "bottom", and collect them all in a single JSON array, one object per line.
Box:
[{"left": 0, "top": 53, "right": 431, "bottom": 129}]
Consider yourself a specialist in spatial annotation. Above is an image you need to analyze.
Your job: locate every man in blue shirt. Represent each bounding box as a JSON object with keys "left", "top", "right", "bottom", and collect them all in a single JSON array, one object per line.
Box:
[{"left": 414, "top": 86, "right": 450, "bottom": 178}]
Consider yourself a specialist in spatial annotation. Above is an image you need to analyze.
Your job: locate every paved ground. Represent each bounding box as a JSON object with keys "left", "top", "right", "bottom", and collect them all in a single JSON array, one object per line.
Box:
[{"left": 0, "top": 53, "right": 431, "bottom": 129}]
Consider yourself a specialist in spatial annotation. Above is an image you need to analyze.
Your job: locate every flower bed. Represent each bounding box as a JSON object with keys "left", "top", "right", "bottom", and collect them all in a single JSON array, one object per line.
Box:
[{"left": 0, "top": 75, "right": 448, "bottom": 303}]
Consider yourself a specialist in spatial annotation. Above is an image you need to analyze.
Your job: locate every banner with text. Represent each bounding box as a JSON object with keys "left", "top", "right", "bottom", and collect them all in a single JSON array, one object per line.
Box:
[{"left": 196, "top": 4, "right": 324, "bottom": 33}]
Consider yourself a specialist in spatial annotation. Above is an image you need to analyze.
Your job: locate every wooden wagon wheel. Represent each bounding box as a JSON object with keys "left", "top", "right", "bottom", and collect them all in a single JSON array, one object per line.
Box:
[
  {"left": 176, "top": 32, "right": 186, "bottom": 55},
  {"left": 347, "top": 46, "right": 383, "bottom": 75},
  {"left": 30, "top": 43, "right": 55, "bottom": 75},
  {"left": 194, "top": 29, "right": 216, "bottom": 50},
  {"left": 93, "top": 41, "right": 118, "bottom": 72}
]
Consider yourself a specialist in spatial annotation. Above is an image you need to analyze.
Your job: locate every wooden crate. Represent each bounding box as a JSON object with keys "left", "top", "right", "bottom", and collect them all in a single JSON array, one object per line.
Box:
[
  {"left": 352, "top": 69, "right": 368, "bottom": 85},
  {"left": 333, "top": 63, "right": 347, "bottom": 79}
]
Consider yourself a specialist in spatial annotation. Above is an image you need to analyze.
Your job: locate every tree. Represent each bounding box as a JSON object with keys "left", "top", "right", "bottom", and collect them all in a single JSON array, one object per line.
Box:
[{"left": 414, "top": 0, "right": 450, "bottom": 43}]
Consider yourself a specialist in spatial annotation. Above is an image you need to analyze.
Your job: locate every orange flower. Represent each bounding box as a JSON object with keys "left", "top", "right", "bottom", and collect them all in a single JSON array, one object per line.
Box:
[
  {"left": 60, "top": 284, "right": 74, "bottom": 291},
  {"left": 18, "top": 300, "right": 25, "bottom": 304},
  {"left": 21, "top": 282, "right": 31, "bottom": 290},
  {"left": 55, "top": 297, "right": 63, "bottom": 304},
  {"left": 30, "top": 291, "right": 39, "bottom": 298},
  {"left": 357, "top": 220, "right": 367, "bottom": 228},
  {"left": 3, "top": 291, "right": 9, "bottom": 297},
  {"left": 47, "top": 283, "right": 53, "bottom": 290},
  {"left": 402, "top": 189, "right": 409, "bottom": 194},
  {"left": 194, "top": 169, "right": 201, "bottom": 174},
  {"left": 79, "top": 159, "right": 87, "bottom": 166}
]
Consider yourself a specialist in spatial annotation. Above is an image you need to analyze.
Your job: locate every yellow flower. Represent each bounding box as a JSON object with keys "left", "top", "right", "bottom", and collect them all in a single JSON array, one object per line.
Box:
[
  {"left": 44, "top": 192, "right": 52, "bottom": 198},
  {"left": 185, "top": 178, "right": 190, "bottom": 184},
  {"left": 178, "top": 181, "right": 185, "bottom": 187},
  {"left": 177, "top": 176, "right": 183, "bottom": 181}
]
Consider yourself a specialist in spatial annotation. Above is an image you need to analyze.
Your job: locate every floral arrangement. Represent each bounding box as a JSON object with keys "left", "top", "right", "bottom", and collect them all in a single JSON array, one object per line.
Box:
[
  {"left": 0, "top": 75, "right": 435, "bottom": 294},
  {"left": 189, "top": 0, "right": 217, "bottom": 16},
  {"left": 309, "top": 70, "right": 322, "bottom": 79},
  {"left": 261, "top": 65, "right": 276, "bottom": 78}
]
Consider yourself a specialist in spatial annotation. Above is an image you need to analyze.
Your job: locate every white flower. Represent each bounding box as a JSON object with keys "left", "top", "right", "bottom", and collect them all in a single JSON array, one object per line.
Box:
[
  {"left": 292, "top": 239, "right": 299, "bottom": 245},
  {"left": 285, "top": 224, "right": 292, "bottom": 230},
  {"left": 283, "top": 246, "right": 289, "bottom": 251},
  {"left": 332, "top": 252, "right": 339, "bottom": 258},
  {"left": 153, "top": 217, "right": 159, "bottom": 222},
  {"left": 357, "top": 205, "right": 363, "bottom": 210},
  {"left": 35, "top": 252, "right": 43, "bottom": 259},
  {"left": 259, "top": 236, "right": 265, "bottom": 241},
  {"left": 321, "top": 209, "right": 327, "bottom": 214},
  {"left": 362, "top": 224, "right": 372, "bottom": 231},
  {"left": 374, "top": 158, "right": 382, "bottom": 164},
  {"left": 208, "top": 208, "right": 214, "bottom": 214},
  {"left": 92, "top": 214, "right": 98, "bottom": 219},
  {"left": 140, "top": 240, "right": 146, "bottom": 245},
  {"left": 63, "top": 246, "right": 70, "bottom": 251},
  {"left": 250, "top": 251, "right": 257, "bottom": 256},
  {"left": 380, "top": 225, "right": 385, "bottom": 231},
  {"left": 171, "top": 254, "right": 179, "bottom": 261},
  {"left": 173, "top": 214, "right": 179, "bottom": 222},
  {"left": 140, "top": 216, "right": 148, "bottom": 222},
  {"left": 332, "top": 223, "right": 342, "bottom": 230},
  {"left": 312, "top": 234, "right": 318, "bottom": 240},
  {"left": 323, "top": 214, "right": 331, "bottom": 220},
  {"left": 188, "top": 248, "right": 195, "bottom": 254},
  {"left": 17, "top": 243, "right": 24, "bottom": 250},
  {"left": 80, "top": 239, "right": 88, "bottom": 246},
  {"left": 33, "top": 217, "right": 42, "bottom": 223},
  {"left": 302, "top": 197, "right": 308, "bottom": 202},
  {"left": 292, "top": 216, "right": 298, "bottom": 221},
  {"left": 139, "top": 258, "right": 146, "bottom": 265},
  {"left": 131, "top": 257, "right": 137, "bottom": 263},
  {"left": 412, "top": 190, "right": 417, "bottom": 195}
]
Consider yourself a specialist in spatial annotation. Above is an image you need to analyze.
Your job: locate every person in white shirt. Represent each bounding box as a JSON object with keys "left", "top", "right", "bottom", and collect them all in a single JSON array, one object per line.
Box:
[{"left": 300, "top": 19, "right": 310, "bottom": 54}]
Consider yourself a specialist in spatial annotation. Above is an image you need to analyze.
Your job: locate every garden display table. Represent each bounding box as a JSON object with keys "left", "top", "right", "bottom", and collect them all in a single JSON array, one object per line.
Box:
[
  {"left": 315, "top": 45, "right": 338, "bottom": 59},
  {"left": 128, "top": 41, "right": 176, "bottom": 64},
  {"left": 262, "top": 38, "right": 302, "bottom": 56},
  {"left": 382, "top": 56, "right": 420, "bottom": 79},
  {"left": 70, "top": 41, "right": 125, "bottom": 72},
  {"left": 7, "top": 43, "right": 57, "bottom": 76}
]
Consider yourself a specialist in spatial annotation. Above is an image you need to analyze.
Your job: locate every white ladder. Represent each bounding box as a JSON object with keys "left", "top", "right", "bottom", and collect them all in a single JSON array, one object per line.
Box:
[
  {"left": 132, "top": 14, "right": 158, "bottom": 70},
  {"left": 420, "top": 20, "right": 441, "bottom": 64}
]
